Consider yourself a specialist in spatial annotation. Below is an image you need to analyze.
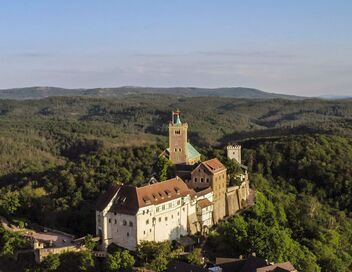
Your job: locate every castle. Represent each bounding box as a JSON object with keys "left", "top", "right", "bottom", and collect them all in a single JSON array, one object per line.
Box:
[{"left": 96, "top": 110, "right": 251, "bottom": 251}]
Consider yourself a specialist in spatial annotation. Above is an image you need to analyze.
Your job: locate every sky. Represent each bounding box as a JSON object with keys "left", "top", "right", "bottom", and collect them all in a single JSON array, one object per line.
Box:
[{"left": 0, "top": 1, "right": 351, "bottom": 96}]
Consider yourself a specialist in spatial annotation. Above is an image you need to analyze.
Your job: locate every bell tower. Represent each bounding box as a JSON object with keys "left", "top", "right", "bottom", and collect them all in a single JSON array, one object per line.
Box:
[{"left": 169, "top": 110, "right": 188, "bottom": 165}]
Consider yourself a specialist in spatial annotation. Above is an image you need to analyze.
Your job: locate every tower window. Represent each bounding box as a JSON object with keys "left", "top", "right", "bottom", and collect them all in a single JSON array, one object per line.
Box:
[
  {"left": 174, "top": 148, "right": 177, "bottom": 152},
  {"left": 175, "top": 130, "right": 181, "bottom": 135},
  {"left": 178, "top": 148, "right": 182, "bottom": 152}
]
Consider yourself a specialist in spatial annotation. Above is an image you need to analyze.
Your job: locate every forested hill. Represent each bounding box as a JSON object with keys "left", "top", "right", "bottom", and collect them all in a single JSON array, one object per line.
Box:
[
  {"left": 0, "top": 95, "right": 352, "bottom": 271},
  {"left": 0, "top": 86, "right": 305, "bottom": 100}
]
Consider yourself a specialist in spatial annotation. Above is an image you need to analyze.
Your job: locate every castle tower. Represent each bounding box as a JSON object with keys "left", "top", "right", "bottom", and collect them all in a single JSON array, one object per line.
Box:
[
  {"left": 226, "top": 144, "right": 241, "bottom": 164},
  {"left": 169, "top": 110, "right": 188, "bottom": 165}
]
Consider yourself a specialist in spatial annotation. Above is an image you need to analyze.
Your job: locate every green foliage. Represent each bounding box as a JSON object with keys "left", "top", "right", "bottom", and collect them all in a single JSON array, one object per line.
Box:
[
  {"left": 54, "top": 251, "right": 94, "bottom": 272},
  {"left": 0, "top": 145, "right": 162, "bottom": 235},
  {"left": 0, "top": 189, "right": 20, "bottom": 215},
  {"left": 83, "top": 234, "right": 96, "bottom": 251},
  {"left": 223, "top": 157, "right": 243, "bottom": 186},
  {"left": 186, "top": 248, "right": 203, "bottom": 266},
  {"left": 155, "top": 156, "right": 174, "bottom": 181},
  {"left": 137, "top": 241, "right": 178, "bottom": 272},
  {"left": 41, "top": 254, "right": 60, "bottom": 272},
  {"left": 105, "top": 249, "right": 135, "bottom": 271},
  {"left": 0, "top": 227, "right": 30, "bottom": 257},
  {"left": 210, "top": 191, "right": 320, "bottom": 271},
  {"left": 245, "top": 135, "right": 352, "bottom": 210}
]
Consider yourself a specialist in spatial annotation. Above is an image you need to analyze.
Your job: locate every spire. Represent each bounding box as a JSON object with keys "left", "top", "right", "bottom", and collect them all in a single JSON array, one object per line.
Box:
[{"left": 172, "top": 110, "right": 182, "bottom": 125}]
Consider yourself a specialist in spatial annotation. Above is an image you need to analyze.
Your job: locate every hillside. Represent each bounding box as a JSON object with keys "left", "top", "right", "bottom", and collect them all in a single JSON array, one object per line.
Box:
[
  {"left": 0, "top": 94, "right": 351, "bottom": 177},
  {"left": 0, "top": 95, "right": 352, "bottom": 271},
  {"left": 0, "top": 86, "right": 305, "bottom": 100}
]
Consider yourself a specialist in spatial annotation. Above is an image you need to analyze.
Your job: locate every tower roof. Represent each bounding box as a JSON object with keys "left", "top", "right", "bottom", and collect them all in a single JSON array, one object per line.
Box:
[{"left": 175, "top": 114, "right": 181, "bottom": 124}]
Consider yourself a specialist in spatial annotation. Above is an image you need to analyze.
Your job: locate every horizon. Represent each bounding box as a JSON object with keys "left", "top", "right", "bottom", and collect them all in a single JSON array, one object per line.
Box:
[{"left": 1, "top": 1, "right": 352, "bottom": 96}]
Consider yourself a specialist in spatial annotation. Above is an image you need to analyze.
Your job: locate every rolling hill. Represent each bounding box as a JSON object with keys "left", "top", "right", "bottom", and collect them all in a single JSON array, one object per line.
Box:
[{"left": 0, "top": 86, "right": 305, "bottom": 100}]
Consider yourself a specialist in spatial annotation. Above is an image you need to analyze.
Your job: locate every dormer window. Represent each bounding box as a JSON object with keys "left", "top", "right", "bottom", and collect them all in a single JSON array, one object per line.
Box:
[{"left": 165, "top": 190, "right": 171, "bottom": 198}]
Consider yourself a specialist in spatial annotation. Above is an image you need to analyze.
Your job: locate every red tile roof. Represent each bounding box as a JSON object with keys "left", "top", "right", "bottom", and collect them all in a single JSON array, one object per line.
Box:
[
  {"left": 97, "top": 177, "right": 190, "bottom": 215},
  {"left": 136, "top": 177, "right": 190, "bottom": 208},
  {"left": 202, "top": 158, "right": 226, "bottom": 173},
  {"left": 197, "top": 198, "right": 213, "bottom": 209},
  {"left": 256, "top": 262, "right": 297, "bottom": 272}
]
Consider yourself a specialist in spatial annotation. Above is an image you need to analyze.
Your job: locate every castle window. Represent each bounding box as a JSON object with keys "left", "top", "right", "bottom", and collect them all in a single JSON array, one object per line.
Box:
[
  {"left": 174, "top": 148, "right": 177, "bottom": 152},
  {"left": 194, "top": 178, "right": 197, "bottom": 183},
  {"left": 114, "top": 219, "right": 117, "bottom": 224},
  {"left": 146, "top": 219, "right": 149, "bottom": 225},
  {"left": 171, "top": 215, "right": 174, "bottom": 219},
  {"left": 162, "top": 205, "right": 165, "bottom": 210},
  {"left": 177, "top": 212, "right": 179, "bottom": 216},
  {"left": 123, "top": 220, "right": 127, "bottom": 226},
  {"left": 127, "top": 232, "right": 129, "bottom": 237},
  {"left": 206, "top": 178, "right": 209, "bottom": 183},
  {"left": 165, "top": 217, "right": 168, "bottom": 221},
  {"left": 183, "top": 207, "right": 185, "bottom": 212},
  {"left": 109, "top": 218, "right": 111, "bottom": 223},
  {"left": 177, "top": 200, "right": 180, "bottom": 205},
  {"left": 143, "top": 231, "right": 145, "bottom": 235},
  {"left": 179, "top": 148, "right": 182, "bottom": 152},
  {"left": 175, "top": 130, "right": 180, "bottom": 135},
  {"left": 114, "top": 212, "right": 116, "bottom": 215},
  {"left": 129, "top": 221, "right": 133, "bottom": 227},
  {"left": 159, "top": 217, "right": 161, "bottom": 222},
  {"left": 201, "top": 178, "right": 204, "bottom": 183},
  {"left": 156, "top": 207, "right": 160, "bottom": 212}
]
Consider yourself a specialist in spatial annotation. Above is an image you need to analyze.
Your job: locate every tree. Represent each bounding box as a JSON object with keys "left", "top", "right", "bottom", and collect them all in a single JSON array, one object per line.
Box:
[
  {"left": 0, "top": 188, "right": 20, "bottom": 215},
  {"left": 83, "top": 234, "right": 97, "bottom": 251},
  {"left": 105, "top": 249, "right": 135, "bottom": 271},
  {"left": 187, "top": 248, "right": 203, "bottom": 266},
  {"left": 155, "top": 156, "right": 173, "bottom": 181},
  {"left": 41, "top": 254, "right": 60, "bottom": 272},
  {"left": 137, "top": 241, "right": 172, "bottom": 272}
]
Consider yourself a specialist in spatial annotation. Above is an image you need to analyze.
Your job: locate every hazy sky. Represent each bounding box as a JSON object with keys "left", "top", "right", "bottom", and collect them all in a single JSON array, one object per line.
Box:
[{"left": 1, "top": 1, "right": 351, "bottom": 96}]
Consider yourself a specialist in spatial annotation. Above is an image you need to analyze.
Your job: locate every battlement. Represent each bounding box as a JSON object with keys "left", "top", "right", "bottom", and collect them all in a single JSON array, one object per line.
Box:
[{"left": 227, "top": 144, "right": 241, "bottom": 149}]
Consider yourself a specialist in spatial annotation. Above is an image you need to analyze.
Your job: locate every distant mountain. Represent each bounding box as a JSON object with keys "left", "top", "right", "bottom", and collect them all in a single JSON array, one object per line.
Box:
[
  {"left": 319, "top": 95, "right": 352, "bottom": 100},
  {"left": 0, "top": 86, "right": 306, "bottom": 100}
]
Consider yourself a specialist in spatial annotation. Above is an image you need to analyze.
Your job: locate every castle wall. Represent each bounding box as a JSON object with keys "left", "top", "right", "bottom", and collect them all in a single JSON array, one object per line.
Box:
[{"left": 226, "top": 180, "right": 250, "bottom": 217}]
